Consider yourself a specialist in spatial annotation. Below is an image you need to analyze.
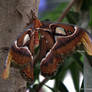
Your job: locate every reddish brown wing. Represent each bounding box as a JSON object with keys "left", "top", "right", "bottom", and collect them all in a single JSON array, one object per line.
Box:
[
  {"left": 37, "top": 29, "right": 54, "bottom": 61},
  {"left": 20, "top": 63, "right": 34, "bottom": 83},
  {"left": 2, "top": 29, "right": 34, "bottom": 82},
  {"left": 50, "top": 23, "right": 92, "bottom": 55},
  {"left": 40, "top": 51, "right": 62, "bottom": 77},
  {"left": 40, "top": 24, "right": 92, "bottom": 77},
  {"left": 2, "top": 11, "right": 42, "bottom": 82},
  {"left": 49, "top": 23, "right": 75, "bottom": 35}
]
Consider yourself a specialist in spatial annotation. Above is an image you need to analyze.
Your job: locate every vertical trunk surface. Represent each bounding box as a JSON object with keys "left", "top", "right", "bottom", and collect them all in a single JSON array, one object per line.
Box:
[
  {"left": 84, "top": 57, "right": 92, "bottom": 92},
  {"left": 0, "top": 0, "right": 40, "bottom": 92},
  {"left": 82, "top": 12, "right": 92, "bottom": 92}
]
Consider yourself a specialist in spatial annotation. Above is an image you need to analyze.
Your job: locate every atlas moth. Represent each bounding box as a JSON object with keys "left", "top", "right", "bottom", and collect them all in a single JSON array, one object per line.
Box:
[{"left": 2, "top": 10, "right": 92, "bottom": 83}]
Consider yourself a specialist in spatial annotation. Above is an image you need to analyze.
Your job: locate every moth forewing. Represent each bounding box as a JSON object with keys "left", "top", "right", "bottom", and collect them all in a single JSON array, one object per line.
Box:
[
  {"left": 56, "top": 27, "right": 66, "bottom": 35},
  {"left": 81, "top": 32, "right": 92, "bottom": 55},
  {"left": 2, "top": 51, "right": 12, "bottom": 79}
]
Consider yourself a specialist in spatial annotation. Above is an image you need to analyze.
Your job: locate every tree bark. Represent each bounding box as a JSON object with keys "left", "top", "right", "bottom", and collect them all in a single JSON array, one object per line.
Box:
[
  {"left": 0, "top": 0, "right": 40, "bottom": 92},
  {"left": 80, "top": 12, "right": 92, "bottom": 92},
  {"left": 84, "top": 56, "right": 92, "bottom": 92}
]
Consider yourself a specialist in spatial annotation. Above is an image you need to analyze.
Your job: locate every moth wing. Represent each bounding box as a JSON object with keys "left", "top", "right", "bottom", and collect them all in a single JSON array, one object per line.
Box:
[
  {"left": 40, "top": 42, "right": 62, "bottom": 77},
  {"left": 20, "top": 64, "right": 34, "bottom": 83},
  {"left": 81, "top": 32, "right": 92, "bottom": 55},
  {"left": 2, "top": 52, "right": 12, "bottom": 79}
]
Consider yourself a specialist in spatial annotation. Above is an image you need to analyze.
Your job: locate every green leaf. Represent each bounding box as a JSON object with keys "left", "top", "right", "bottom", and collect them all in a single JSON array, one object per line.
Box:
[
  {"left": 54, "top": 56, "right": 75, "bottom": 81},
  {"left": 34, "top": 62, "right": 40, "bottom": 80},
  {"left": 80, "top": 79, "right": 84, "bottom": 92},
  {"left": 58, "top": 82, "right": 68, "bottom": 92},
  {"left": 73, "top": 52, "right": 83, "bottom": 72},
  {"left": 40, "top": 2, "right": 68, "bottom": 22},
  {"left": 54, "top": 79, "right": 68, "bottom": 92},
  {"left": 66, "top": 11, "right": 80, "bottom": 24},
  {"left": 81, "top": 0, "right": 92, "bottom": 11},
  {"left": 70, "top": 62, "right": 80, "bottom": 92},
  {"left": 89, "top": 6, "right": 92, "bottom": 27}
]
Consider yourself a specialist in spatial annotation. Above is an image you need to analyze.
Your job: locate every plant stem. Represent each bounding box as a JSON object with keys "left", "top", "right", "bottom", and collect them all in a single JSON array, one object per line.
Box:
[
  {"left": 58, "top": 0, "right": 76, "bottom": 22},
  {"left": 36, "top": 78, "right": 49, "bottom": 92}
]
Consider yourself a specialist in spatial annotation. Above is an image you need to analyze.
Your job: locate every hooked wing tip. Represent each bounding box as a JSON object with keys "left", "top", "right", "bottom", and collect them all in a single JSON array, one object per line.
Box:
[
  {"left": 2, "top": 52, "right": 12, "bottom": 79},
  {"left": 2, "top": 68, "right": 9, "bottom": 79},
  {"left": 81, "top": 32, "right": 92, "bottom": 55}
]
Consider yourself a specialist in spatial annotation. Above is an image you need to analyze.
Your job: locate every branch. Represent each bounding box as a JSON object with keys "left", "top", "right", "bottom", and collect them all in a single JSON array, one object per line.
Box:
[
  {"left": 57, "top": 0, "right": 76, "bottom": 22},
  {"left": 36, "top": 78, "right": 49, "bottom": 92}
]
